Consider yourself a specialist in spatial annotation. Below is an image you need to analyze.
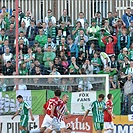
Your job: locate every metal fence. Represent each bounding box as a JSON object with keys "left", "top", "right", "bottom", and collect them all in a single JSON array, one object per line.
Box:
[{"left": 0, "top": 0, "right": 133, "bottom": 25}]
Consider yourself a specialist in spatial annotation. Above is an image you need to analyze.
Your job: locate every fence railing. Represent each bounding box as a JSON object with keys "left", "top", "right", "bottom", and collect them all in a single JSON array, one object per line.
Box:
[{"left": 0, "top": 0, "right": 133, "bottom": 25}]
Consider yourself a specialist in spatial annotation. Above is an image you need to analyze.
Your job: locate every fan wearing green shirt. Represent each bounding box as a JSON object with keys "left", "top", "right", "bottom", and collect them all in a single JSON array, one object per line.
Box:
[
  {"left": 11, "top": 95, "right": 34, "bottom": 133},
  {"left": 82, "top": 94, "right": 115, "bottom": 133},
  {"left": 35, "top": 29, "right": 47, "bottom": 47}
]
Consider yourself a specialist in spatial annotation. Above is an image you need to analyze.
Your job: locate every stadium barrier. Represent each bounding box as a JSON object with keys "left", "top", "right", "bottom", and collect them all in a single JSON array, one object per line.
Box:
[{"left": 1, "top": 115, "right": 133, "bottom": 133}]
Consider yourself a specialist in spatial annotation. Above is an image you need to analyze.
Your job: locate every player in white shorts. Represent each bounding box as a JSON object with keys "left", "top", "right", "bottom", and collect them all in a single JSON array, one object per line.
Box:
[{"left": 104, "top": 94, "right": 115, "bottom": 133}]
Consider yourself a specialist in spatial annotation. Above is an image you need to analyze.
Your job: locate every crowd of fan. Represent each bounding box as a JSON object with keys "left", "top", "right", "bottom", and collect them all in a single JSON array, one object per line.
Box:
[{"left": 0, "top": 6, "right": 133, "bottom": 95}]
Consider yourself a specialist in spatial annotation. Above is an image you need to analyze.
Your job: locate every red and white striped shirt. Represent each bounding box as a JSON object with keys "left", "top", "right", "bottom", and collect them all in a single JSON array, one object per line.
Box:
[{"left": 43, "top": 97, "right": 61, "bottom": 117}]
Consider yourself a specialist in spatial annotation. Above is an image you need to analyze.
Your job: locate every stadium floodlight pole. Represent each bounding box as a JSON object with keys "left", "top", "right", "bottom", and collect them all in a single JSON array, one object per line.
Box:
[{"left": 15, "top": 0, "right": 19, "bottom": 75}]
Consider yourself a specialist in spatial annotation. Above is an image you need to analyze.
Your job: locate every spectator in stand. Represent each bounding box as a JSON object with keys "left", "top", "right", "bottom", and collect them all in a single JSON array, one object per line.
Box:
[
  {"left": 122, "top": 56, "right": 130, "bottom": 73},
  {"left": 42, "top": 22, "right": 48, "bottom": 36},
  {"left": 76, "top": 51, "right": 85, "bottom": 69},
  {"left": 18, "top": 39, "right": 28, "bottom": 54},
  {"left": 61, "top": 56, "right": 69, "bottom": 74},
  {"left": 2, "top": 47, "right": 13, "bottom": 65},
  {"left": 110, "top": 55, "right": 120, "bottom": 71},
  {"left": 107, "top": 12, "right": 114, "bottom": 27},
  {"left": 94, "top": 11, "right": 103, "bottom": 27},
  {"left": 78, "top": 77, "right": 93, "bottom": 91},
  {"left": 13, "top": 79, "right": 27, "bottom": 90},
  {"left": 103, "top": 20, "right": 113, "bottom": 34},
  {"left": 14, "top": 31, "right": 29, "bottom": 48},
  {"left": 94, "top": 28, "right": 110, "bottom": 52},
  {"left": 118, "top": 47, "right": 129, "bottom": 67},
  {"left": 86, "top": 41, "right": 95, "bottom": 60},
  {"left": 60, "top": 78, "right": 69, "bottom": 92},
  {"left": 69, "top": 56, "right": 79, "bottom": 74},
  {"left": 59, "top": 21, "right": 70, "bottom": 38},
  {"left": 47, "top": 21, "right": 57, "bottom": 41},
  {"left": 128, "top": 42, "right": 133, "bottom": 60},
  {"left": 24, "top": 47, "right": 35, "bottom": 69},
  {"left": 19, "top": 62, "right": 28, "bottom": 75},
  {"left": 0, "top": 28, "right": 8, "bottom": 45},
  {"left": 82, "top": 59, "right": 93, "bottom": 74},
  {"left": 59, "top": 9, "right": 71, "bottom": 26},
  {"left": 50, "top": 65, "right": 61, "bottom": 83},
  {"left": 12, "top": 9, "right": 16, "bottom": 16},
  {"left": 113, "top": 19, "right": 126, "bottom": 36},
  {"left": 5, "top": 23, "right": 15, "bottom": 50},
  {"left": 125, "top": 60, "right": 133, "bottom": 75},
  {"left": 102, "top": 35, "right": 117, "bottom": 56},
  {"left": 122, "top": 7, "right": 133, "bottom": 28},
  {"left": 56, "top": 37, "right": 69, "bottom": 58},
  {"left": 123, "top": 74, "right": 133, "bottom": 114},
  {"left": 86, "top": 19, "right": 100, "bottom": 38},
  {"left": 35, "top": 47, "right": 44, "bottom": 65},
  {"left": 0, "top": 13, "right": 7, "bottom": 30},
  {"left": 55, "top": 28, "right": 63, "bottom": 46},
  {"left": 75, "top": 29, "right": 88, "bottom": 45},
  {"left": 91, "top": 52, "right": 101, "bottom": 74},
  {"left": 67, "top": 36, "right": 78, "bottom": 58},
  {"left": 117, "top": 28, "right": 130, "bottom": 51},
  {"left": 21, "top": 10, "right": 33, "bottom": 28},
  {"left": 18, "top": 7, "right": 25, "bottom": 26},
  {"left": 1, "top": 6, "right": 10, "bottom": 30},
  {"left": 100, "top": 51, "right": 111, "bottom": 68},
  {"left": 18, "top": 21, "right": 27, "bottom": 35},
  {"left": 44, "top": 9, "right": 56, "bottom": 26},
  {"left": 34, "top": 66, "right": 42, "bottom": 75},
  {"left": 32, "top": 41, "right": 40, "bottom": 53},
  {"left": 34, "top": 60, "right": 44, "bottom": 74},
  {"left": 28, "top": 63, "right": 35, "bottom": 75},
  {"left": 10, "top": 15, "right": 16, "bottom": 26},
  {"left": 129, "top": 20, "right": 133, "bottom": 42},
  {"left": 35, "top": 28, "right": 47, "bottom": 48},
  {"left": 43, "top": 45, "right": 56, "bottom": 75},
  {"left": 52, "top": 57, "right": 64, "bottom": 75},
  {"left": 109, "top": 76, "right": 116, "bottom": 90},
  {"left": 2, "top": 60, "right": 15, "bottom": 75},
  {"left": 72, "top": 21, "right": 82, "bottom": 39},
  {"left": 112, "top": 11, "right": 120, "bottom": 24},
  {"left": 78, "top": 39, "right": 86, "bottom": 54},
  {"left": 76, "top": 12, "right": 87, "bottom": 28},
  {"left": 26, "top": 19, "right": 38, "bottom": 47},
  {"left": 44, "top": 36, "right": 56, "bottom": 52}
]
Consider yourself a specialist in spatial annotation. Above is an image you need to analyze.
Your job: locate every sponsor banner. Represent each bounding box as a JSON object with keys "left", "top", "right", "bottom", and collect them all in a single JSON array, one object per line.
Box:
[
  {"left": 96, "top": 89, "right": 121, "bottom": 115},
  {"left": 113, "top": 116, "right": 133, "bottom": 133},
  {"left": 128, "top": 114, "right": 133, "bottom": 121},
  {"left": 64, "top": 115, "right": 93, "bottom": 133},
  {"left": 39, "top": 115, "right": 93, "bottom": 133},
  {"left": 71, "top": 91, "right": 96, "bottom": 114},
  {"left": 0, "top": 115, "right": 39, "bottom": 133}
]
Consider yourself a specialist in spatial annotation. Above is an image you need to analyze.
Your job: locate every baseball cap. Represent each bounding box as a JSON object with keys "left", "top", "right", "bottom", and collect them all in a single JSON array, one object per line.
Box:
[{"left": 123, "top": 47, "right": 128, "bottom": 51}]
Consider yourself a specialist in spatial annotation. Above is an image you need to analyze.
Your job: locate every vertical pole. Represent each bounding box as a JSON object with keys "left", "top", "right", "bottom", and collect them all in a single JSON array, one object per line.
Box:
[
  {"left": 15, "top": 0, "right": 19, "bottom": 91},
  {"left": 15, "top": 0, "right": 19, "bottom": 75},
  {"left": 67, "top": 0, "right": 69, "bottom": 15}
]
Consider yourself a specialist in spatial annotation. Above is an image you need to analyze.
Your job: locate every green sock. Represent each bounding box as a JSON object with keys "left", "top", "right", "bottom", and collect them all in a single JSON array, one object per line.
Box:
[{"left": 21, "top": 129, "right": 26, "bottom": 133}]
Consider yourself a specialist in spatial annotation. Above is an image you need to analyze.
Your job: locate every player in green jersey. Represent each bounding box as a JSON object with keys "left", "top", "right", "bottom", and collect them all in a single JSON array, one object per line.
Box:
[
  {"left": 82, "top": 94, "right": 114, "bottom": 133},
  {"left": 11, "top": 95, "right": 34, "bottom": 133}
]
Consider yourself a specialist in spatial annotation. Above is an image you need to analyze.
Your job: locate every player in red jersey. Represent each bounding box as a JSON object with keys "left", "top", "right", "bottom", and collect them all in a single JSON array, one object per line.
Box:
[
  {"left": 28, "top": 89, "right": 62, "bottom": 133},
  {"left": 104, "top": 94, "right": 115, "bottom": 133},
  {"left": 59, "top": 94, "right": 71, "bottom": 133},
  {"left": 52, "top": 94, "right": 71, "bottom": 133}
]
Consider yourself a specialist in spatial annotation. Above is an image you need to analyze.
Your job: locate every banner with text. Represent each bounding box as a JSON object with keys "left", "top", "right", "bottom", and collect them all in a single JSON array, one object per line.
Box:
[
  {"left": 0, "top": 115, "right": 39, "bottom": 133},
  {"left": 71, "top": 91, "right": 96, "bottom": 114}
]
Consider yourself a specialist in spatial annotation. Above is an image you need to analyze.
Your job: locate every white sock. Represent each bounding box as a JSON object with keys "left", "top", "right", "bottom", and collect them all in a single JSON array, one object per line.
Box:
[
  {"left": 104, "top": 129, "right": 113, "bottom": 133},
  {"left": 29, "top": 128, "right": 41, "bottom": 133}
]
